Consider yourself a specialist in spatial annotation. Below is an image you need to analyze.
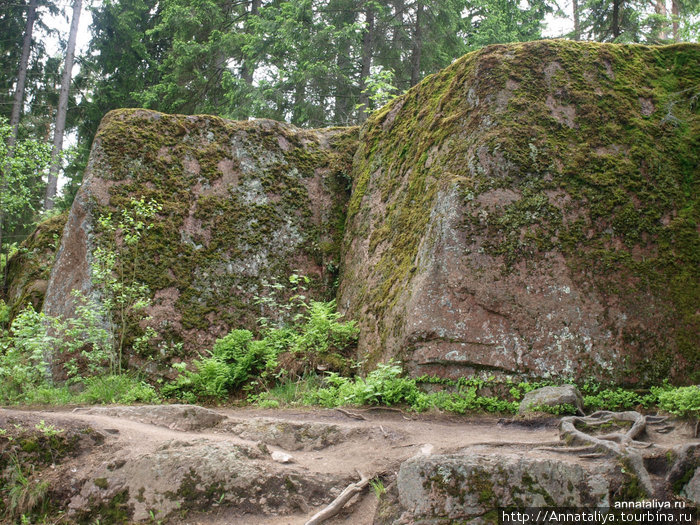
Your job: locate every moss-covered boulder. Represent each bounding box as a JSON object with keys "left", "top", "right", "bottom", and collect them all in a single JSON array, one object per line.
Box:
[
  {"left": 43, "top": 109, "right": 356, "bottom": 371},
  {"left": 338, "top": 40, "right": 699, "bottom": 385},
  {"left": 3, "top": 211, "right": 67, "bottom": 320}
]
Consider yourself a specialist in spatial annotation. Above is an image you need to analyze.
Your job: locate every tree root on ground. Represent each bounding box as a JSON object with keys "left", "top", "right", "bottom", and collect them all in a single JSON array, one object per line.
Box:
[
  {"left": 305, "top": 471, "right": 371, "bottom": 525},
  {"left": 540, "top": 411, "right": 669, "bottom": 498}
]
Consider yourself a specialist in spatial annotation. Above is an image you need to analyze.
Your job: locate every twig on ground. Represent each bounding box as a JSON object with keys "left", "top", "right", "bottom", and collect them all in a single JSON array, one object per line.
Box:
[{"left": 305, "top": 471, "right": 371, "bottom": 525}]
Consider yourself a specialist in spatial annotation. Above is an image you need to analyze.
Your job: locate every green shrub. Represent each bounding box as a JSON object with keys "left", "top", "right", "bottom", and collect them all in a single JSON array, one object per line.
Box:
[
  {"left": 212, "top": 329, "right": 254, "bottom": 362},
  {"left": 79, "top": 375, "right": 160, "bottom": 405},
  {"left": 164, "top": 297, "right": 358, "bottom": 401},
  {"left": 653, "top": 385, "right": 700, "bottom": 419},
  {"left": 583, "top": 388, "right": 646, "bottom": 411},
  {"left": 0, "top": 306, "right": 53, "bottom": 402}
]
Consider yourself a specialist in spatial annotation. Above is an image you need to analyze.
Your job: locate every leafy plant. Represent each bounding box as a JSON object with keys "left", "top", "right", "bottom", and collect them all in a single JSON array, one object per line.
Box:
[
  {"left": 370, "top": 478, "right": 386, "bottom": 500},
  {"left": 526, "top": 403, "right": 578, "bottom": 416},
  {"left": 653, "top": 385, "right": 700, "bottom": 420},
  {"left": 164, "top": 277, "right": 358, "bottom": 401},
  {"left": 79, "top": 375, "right": 160, "bottom": 405},
  {"left": 0, "top": 306, "right": 53, "bottom": 402},
  {"left": 92, "top": 197, "right": 162, "bottom": 373},
  {"left": 34, "top": 420, "right": 64, "bottom": 437}
]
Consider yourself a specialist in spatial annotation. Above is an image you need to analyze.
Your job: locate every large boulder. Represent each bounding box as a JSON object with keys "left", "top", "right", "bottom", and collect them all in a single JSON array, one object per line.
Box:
[
  {"left": 43, "top": 109, "right": 357, "bottom": 372},
  {"left": 338, "top": 41, "right": 700, "bottom": 385}
]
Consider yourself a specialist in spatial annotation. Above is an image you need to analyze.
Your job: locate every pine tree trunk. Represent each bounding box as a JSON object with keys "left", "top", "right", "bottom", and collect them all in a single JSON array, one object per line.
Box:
[
  {"left": 572, "top": 0, "right": 580, "bottom": 40},
  {"left": 45, "top": 0, "right": 82, "bottom": 211},
  {"left": 655, "top": 0, "right": 667, "bottom": 40},
  {"left": 2, "top": 0, "right": 39, "bottom": 288},
  {"left": 410, "top": 1, "right": 423, "bottom": 87},
  {"left": 611, "top": 0, "right": 622, "bottom": 40},
  {"left": 671, "top": 0, "right": 679, "bottom": 42},
  {"left": 241, "top": 0, "right": 261, "bottom": 85},
  {"left": 8, "top": 0, "right": 38, "bottom": 150},
  {"left": 358, "top": 4, "right": 374, "bottom": 123},
  {"left": 334, "top": 1, "right": 356, "bottom": 124}
]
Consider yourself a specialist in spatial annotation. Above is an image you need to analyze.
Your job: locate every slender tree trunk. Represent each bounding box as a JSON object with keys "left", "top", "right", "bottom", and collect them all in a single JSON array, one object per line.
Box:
[
  {"left": 410, "top": 1, "right": 423, "bottom": 87},
  {"left": 655, "top": 0, "right": 667, "bottom": 40},
  {"left": 333, "top": 2, "right": 355, "bottom": 124},
  {"left": 45, "top": 0, "right": 82, "bottom": 211},
  {"left": 292, "top": 80, "right": 306, "bottom": 126},
  {"left": 8, "top": 0, "right": 38, "bottom": 150},
  {"left": 392, "top": 0, "right": 405, "bottom": 49},
  {"left": 358, "top": 4, "right": 374, "bottom": 122},
  {"left": 611, "top": 0, "right": 621, "bottom": 39},
  {"left": 671, "top": 0, "right": 679, "bottom": 42},
  {"left": 2, "top": 0, "right": 38, "bottom": 288},
  {"left": 572, "top": 0, "right": 580, "bottom": 40},
  {"left": 241, "top": 0, "right": 261, "bottom": 86}
]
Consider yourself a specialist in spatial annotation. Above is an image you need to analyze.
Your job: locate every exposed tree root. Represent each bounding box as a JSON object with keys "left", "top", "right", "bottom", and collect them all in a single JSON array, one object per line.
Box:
[
  {"left": 305, "top": 471, "right": 371, "bottom": 525},
  {"left": 335, "top": 408, "right": 367, "bottom": 421},
  {"left": 557, "top": 411, "right": 669, "bottom": 498}
]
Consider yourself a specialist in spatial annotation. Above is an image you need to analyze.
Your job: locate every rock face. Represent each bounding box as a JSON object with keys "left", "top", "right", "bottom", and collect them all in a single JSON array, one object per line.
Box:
[
  {"left": 338, "top": 41, "right": 700, "bottom": 385},
  {"left": 518, "top": 385, "right": 585, "bottom": 415},
  {"left": 43, "top": 109, "right": 357, "bottom": 368}
]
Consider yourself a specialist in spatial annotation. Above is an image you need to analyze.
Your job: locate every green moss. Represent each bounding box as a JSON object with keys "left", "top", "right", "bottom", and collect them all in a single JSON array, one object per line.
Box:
[
  {"left": 94, "top": 477, "right": 109, "bottom": 490},
  {"left": 470, "top": 471, "right": 496, "bottom": 505},
  {"left": 76, "top": 489, "right": 131, "bottom": 524},
  {"left": 672, "top": 465, "right": 697, "bottom": 495}
]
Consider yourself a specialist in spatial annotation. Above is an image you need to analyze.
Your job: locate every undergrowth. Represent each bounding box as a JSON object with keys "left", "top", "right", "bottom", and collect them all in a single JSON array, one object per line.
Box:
[{"left": 0, "top": 272, "right": 695, "bottom": 421}]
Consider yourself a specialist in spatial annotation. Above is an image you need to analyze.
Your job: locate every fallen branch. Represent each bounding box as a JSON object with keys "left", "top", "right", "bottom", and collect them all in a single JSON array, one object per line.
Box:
[{"left": 305, "top": 471, "right": 371, "bottom": 525}]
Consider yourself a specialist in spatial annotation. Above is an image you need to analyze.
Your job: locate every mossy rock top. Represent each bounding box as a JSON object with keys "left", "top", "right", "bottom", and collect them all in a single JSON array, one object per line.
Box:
[
  {"left": 3, "top": 211, "right": 68, "bottom": 320},
  {"left": 43, "top": 108, "right": 357, "bottom": 375},
  {"left": 338, "top": 40, "right": 699, "bottom": 385}
]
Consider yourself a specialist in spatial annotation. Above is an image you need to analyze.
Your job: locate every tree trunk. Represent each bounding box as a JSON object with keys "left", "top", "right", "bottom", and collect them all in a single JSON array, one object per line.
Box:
[
  {"left": 241, "top": 0, "right": 261, "bottom": 85},
  {"left": 358, "top": 4, "right": 374, "bottom": 122},
  {"left": 572, "top": 0, "right": 580, "bottom": 40},
  {"left": 410, "top": 1, "right": 423, "bottom": 87},
  {"left": 655, "top": 0, "right": 667, "bottom": 40},
  {"left": 292, "top": 80, "right": 306, "bottom": 126},
  {"left": 45, "top": 0, "right": 82, "bottom": 211},
  {"left": 8, "top": 0, "right": 38, "bottom": 151},
  {"left": 333, "top": 1, "right": 356, "bottom": 124},
  {"left": 611, "top": 0, "right": 621, "bottom": 40},
  {"left": 671, "top": 0, "right": 679, "bottom": 42},
  {"left": 2, "top": 0, "right": 39, "bottom": 288}
]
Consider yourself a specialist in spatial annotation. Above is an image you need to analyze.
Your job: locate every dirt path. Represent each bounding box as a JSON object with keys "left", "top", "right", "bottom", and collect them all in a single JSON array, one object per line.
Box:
[{"left": 0, "top": 405, "right": 563, "bottom": 524}]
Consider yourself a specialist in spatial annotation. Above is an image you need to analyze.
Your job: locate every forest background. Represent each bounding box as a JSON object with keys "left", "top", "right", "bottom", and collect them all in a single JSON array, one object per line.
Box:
[{"left": 1, "top": 0, "right": 699, "bottom": 277}]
